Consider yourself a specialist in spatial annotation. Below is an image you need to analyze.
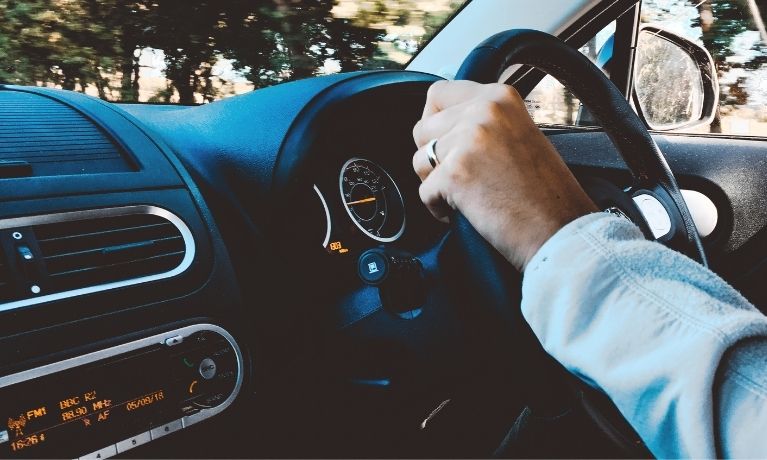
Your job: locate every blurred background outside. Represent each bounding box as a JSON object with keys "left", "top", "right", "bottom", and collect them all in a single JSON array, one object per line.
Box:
[
  {"left": 0, "top": 0, "right": 464, "bottom": 104},
  {"left": 528, "top": 0, "right": 767, "bottom": 136},
  {"left": 1, "top": 0, "right": 765, "bottom": 135}
]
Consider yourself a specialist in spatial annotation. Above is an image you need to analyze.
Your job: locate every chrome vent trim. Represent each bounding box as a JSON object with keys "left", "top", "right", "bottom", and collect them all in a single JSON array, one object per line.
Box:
[
  {"left": 0, "top": 205, "right": 195, "bottom": 313},
  {"left": 0, "top": 251, "right": 11, "bottom": 301}
]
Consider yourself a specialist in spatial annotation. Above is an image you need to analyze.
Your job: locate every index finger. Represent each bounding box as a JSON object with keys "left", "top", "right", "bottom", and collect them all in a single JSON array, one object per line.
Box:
[{"left": 422, "top": 80, "right": 485, "bottom": 118}]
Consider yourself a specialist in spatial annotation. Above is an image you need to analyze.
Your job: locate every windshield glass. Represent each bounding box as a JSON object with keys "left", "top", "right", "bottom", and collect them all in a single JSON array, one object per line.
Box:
[{"left": 0, "top": 0, "right": 467, "bottom": 104}]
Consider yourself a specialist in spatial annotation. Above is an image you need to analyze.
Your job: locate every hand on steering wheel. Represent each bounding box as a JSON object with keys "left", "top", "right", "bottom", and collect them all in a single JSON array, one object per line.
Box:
[
  {"left": 412, "top": 80, "right": 597, "bottom": 271},
  {"left": 410, "top": 29, "right": 707, "bottom": 457},
  {"left": 412, "top": 29, "right": 706, "bottom": 269}
]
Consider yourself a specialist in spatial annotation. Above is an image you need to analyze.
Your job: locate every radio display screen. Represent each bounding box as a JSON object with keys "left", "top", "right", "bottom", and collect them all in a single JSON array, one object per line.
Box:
[
  {"left": 1, "top": 347, "right": 180, "bottom": 459},
  {"left": 0, "top": 328, "right": 239, "bottom": 459}
]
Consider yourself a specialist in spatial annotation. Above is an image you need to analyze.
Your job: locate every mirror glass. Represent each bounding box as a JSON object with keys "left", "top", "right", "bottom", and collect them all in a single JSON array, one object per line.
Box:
[{"left": 634, "top": 30, "right": 705, "bottom": 130}]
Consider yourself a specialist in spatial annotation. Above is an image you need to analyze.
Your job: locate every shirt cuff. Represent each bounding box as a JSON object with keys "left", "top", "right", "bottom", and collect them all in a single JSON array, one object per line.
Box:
[
  {"left": 519, "top": 211, "right": 767, "bottom": 458},
  {"left": 526, "top": 212, "right": 644, "bottom": 275}
]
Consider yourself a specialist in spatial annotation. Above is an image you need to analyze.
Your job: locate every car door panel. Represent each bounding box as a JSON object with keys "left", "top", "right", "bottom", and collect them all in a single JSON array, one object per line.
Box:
[{"left": 547, "top": 129, "right": 767, "bottom": 310}]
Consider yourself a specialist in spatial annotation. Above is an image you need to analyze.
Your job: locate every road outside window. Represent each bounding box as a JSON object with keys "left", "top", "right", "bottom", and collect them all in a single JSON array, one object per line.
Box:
[{"left": 525, "top": 22, "right": 616, "bottom": 126}]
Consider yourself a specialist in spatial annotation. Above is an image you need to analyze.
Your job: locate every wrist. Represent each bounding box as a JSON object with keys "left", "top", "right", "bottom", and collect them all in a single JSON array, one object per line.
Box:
[{"left": 520, "top": 204, "right": 598, "bottom": 271}]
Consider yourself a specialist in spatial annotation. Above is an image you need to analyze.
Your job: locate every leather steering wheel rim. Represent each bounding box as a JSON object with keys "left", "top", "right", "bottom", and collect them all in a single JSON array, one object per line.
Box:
[
  {"left": 454, "top": 29, "right": 707, "bottom": 265},
  {"left": 449, "top": 29, "right": 708, "bottom": 457}
]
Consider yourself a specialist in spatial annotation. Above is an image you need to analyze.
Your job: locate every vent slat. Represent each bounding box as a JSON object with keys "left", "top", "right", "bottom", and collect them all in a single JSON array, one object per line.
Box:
[
  {"left": 0, "top": 90, "right": 134, "bottom": 176},
  {"left": 0, "top": 211, "right": 189, "bottom": 305},
  {"left": 0, "top": 143, "right": 117, "bottom": 154},
  {"left": 39, "top": 223, "right": 177, "bottom": 256},
  {"left": 38, "top": 222, "right": 174, "bottom": 244},
  {"left": 0, "top": 248, "right": 13, "bottom": 301},
  {"left": 48, "top": 251, "right": 185, "bottom": 290},
  {"left": 49, "top": 250, "right": 185, "bottom": 278},
  {"left": 44, "top": 236, "right": 184, "bottom": 274},
  {"left": 36, "top": 214, "right": 172, "bottom": 238},
  {"left": 43, "top": 235, "right": 182, "bottom": 259},
  {"left": 35, "top": 212, "right": 188, "bottom": 293}
]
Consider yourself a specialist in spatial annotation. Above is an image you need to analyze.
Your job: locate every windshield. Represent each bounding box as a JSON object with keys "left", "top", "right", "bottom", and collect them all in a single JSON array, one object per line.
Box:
[{"left": 0, "top": 0, "right": 467, "bottom": 104}]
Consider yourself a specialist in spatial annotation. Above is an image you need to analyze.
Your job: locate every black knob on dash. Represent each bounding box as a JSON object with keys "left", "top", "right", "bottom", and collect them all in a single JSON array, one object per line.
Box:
[{"left": 358, "top": 248, "right": 425, "bottom": 317}]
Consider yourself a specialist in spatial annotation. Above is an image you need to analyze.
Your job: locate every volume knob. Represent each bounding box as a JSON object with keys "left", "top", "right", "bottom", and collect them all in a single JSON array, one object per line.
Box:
[{"left": 198, "top": 358, "right": 217, "bottom": 380}]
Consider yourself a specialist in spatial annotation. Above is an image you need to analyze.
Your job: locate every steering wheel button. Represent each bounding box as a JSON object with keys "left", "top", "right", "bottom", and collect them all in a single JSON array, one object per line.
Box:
[
  {"left": 359, "top": 250, "right": 388, "bottom": 284},
  {"left": 632, "top": 194, "right": 672, "bottom": 239}
]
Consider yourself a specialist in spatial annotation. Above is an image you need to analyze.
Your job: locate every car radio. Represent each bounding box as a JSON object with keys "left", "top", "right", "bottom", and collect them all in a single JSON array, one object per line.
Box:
[{"left": 0, "top": 324, "right": 243, "bottom": 459}]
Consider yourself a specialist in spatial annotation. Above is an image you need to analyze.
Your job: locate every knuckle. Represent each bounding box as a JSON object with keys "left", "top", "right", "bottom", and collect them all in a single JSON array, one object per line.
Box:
[
  {"left": 413, "top": 149, "right": 428, "bottom": 177},
  {"left": 418, "top": 181, "right": 436, "bottom": 205},
  {"left": 490, "top": 83, "right": 521, "bottom": 104},
  {"left": 468, "top": 99, "right": 507, "bottom": 125},
  {"left": 483, "top": 100, "right": 506, "bottom": 120},
  {"left": 443, "top": 150, "right": 472, "bottom": 185},
  {"left": 463, "top": 122, "right": 489, "bottom": 145},
  {"left": 426, "top": 80, "right": 447, "bottom": 101},
  {"left": 412, "top": 119, "right": 423, "bottom": 142}
]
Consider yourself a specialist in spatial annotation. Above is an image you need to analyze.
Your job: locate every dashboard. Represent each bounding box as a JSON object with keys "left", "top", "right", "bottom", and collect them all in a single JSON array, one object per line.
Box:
[
  {"left": 1, "top": 69, "right": 766, "bottom": 458},
  {"left": 0, "top": 72, "right": 454, "bottom": 458},
  {"left": 0, "top": 84, "right": 248, "bottom": 458}
]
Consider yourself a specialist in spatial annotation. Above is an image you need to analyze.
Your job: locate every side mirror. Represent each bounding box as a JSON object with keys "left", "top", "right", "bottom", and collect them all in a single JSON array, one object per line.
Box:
[{"left": 633, "top": 25, "right": 719, "bottom": 131}]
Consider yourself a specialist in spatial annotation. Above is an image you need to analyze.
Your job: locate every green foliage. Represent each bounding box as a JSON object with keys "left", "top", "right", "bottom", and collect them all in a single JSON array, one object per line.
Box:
[
  {"left": 0, "top": 0, "right": 117, "bottom": 92},
  {"left": 0, "top": 0, "right": 457, "bottom": 103}
]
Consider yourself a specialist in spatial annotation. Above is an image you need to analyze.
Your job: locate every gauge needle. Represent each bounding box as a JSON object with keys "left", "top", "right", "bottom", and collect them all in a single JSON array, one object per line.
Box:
[{"left": 346, "top": 197, "right": 377, "bottom": 206}]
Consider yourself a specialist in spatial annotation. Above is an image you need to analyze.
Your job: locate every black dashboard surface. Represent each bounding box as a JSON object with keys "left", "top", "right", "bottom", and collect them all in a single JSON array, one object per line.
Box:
[{"left": 0, "top": 70, "right": 766, "bottom": 457}]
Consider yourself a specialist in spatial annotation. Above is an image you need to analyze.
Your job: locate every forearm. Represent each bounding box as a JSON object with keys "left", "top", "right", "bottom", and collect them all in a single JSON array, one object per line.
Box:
[{"left": 521, "top": 213, "right": 767, "bottom": 458}]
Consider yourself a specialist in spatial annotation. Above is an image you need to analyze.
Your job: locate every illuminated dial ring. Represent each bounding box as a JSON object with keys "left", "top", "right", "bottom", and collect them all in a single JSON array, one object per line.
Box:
[
  {"left": 313, "top": 184, "right": 332, "bottom": 248},
  {"left": 339, "top": 158, "right": 405, "bottom": 243}
]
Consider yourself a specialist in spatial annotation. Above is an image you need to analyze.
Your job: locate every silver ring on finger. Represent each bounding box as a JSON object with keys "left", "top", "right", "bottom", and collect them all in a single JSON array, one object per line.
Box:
[{"left": 426, "top": 138, "right": 440, "bottom": 169}]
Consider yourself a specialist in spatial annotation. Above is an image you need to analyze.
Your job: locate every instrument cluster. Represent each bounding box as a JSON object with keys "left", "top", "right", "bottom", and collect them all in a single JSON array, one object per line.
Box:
[{"left": 313, "top": 157, "right": 407, "bottom": 256}]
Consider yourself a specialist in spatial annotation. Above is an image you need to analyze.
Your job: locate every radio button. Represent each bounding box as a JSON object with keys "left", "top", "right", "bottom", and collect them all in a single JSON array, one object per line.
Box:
[
  {"left": 198, "top": 358, "right": 217, "bottom": 380},
  {"left": 200, "top": 392, "right": 227, "bottom": 407},
  {"left": 80, "top": 444, "right": 117, "bottom": 459},
  {"left": 210, "top": 343, "right": 233, "bottom": 358},
  {"left": 116, "top": 431, "right": 151, "bottom": 453},
  {"left": 164, "top": 335, "right": 184, "bottom": 347},
  {"left": 180, "top": 401, "right": 202, "bottom": 416},
  {"left": 150, "top": 419, "right": 183, "bottom": 440},
  {"left": 190, "top": 330, "right": 218, "bottom": 345}
]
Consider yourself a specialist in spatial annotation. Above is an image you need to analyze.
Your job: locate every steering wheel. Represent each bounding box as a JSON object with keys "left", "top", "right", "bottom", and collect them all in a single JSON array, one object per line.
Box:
[{"left": 449, "top": 29, "right": 708, "bottom": 455}]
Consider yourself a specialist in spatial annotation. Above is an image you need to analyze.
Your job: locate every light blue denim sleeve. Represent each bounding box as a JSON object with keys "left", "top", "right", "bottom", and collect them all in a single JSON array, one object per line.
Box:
[{"left": 521, "top": 212, "right": 767, "bottom": 458}]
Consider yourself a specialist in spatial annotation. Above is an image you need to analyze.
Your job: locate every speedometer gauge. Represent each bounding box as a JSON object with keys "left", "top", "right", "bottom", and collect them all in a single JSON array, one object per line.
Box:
[{"left": 340, "top": 158, "right": 405, "bottom": 242}]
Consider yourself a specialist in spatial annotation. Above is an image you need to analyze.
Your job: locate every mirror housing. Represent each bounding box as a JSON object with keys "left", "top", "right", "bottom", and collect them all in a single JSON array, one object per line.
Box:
[{"left": 632, "top": 25, "right": 719, "bottom": 131}]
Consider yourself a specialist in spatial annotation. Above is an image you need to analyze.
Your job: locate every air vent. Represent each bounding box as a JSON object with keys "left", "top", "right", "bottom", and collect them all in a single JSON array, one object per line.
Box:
[
  {"left": 0, "top": 90, "right": 136, "bottom": 177},
  {"left": 0, "top": 207, "right": 194, "bottom": 313},
  {"left": 0, "top": 250, "right": 13, "bottom": 302},
  {"left": 35, "top": 212, "right": 187, "bottom": 292}
]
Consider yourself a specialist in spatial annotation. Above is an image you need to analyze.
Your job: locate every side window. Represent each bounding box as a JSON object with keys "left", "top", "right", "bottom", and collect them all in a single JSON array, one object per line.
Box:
[
  {"left": 525, "top": 21, "right": 617, "bottom": 126},
  {"left": 640, "top": 0, "right": 767, "bottom": 136}
]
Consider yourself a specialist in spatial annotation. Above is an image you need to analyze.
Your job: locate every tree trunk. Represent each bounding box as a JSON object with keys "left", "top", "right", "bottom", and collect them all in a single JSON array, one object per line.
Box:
[
  {"left": 120, "top": 47, "right": 137, "bottom": 101},
  {"left": 200, "top": 63, "right": 215, "bottom": 103},
  {"left": 95, "top": 77, "right": 108, "bottom": 100},
  {"left": 62, "top": 73, "right": 76, "bottom": 91},
  {"left": 697, "top": 1, "right": 722, "bottom": 133},
  {"left": 172, "top": 61, "right": 197, "bottom": 105},
  {"left": 132, "top": 50, "right": 141, "bottom": 100}
]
